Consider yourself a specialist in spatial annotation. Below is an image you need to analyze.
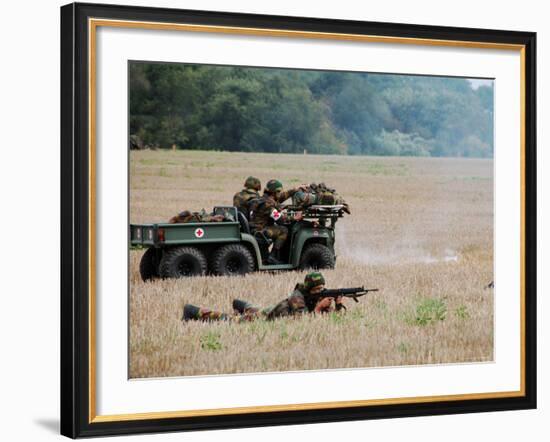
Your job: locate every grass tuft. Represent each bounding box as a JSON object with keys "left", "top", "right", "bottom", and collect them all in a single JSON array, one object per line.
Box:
[
  {"left": 454, "top": 305, "right": 470, "bottom": 320},
  {"left": 200, "top": 332, "right": 222, "bottom": 351},
  {"left": 412, "top": 297, "right": 447, "bottom": 326}
]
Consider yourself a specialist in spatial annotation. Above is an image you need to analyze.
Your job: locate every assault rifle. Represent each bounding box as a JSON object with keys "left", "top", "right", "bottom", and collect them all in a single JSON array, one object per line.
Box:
[
  {"left": 280, "top": 204, "right": 347, "bottom": 228},
  {"left": 282, "top": 204, "right": 347, "bottom": 219},
  {"left": 312, "top": 286, "right": 379, "bottom": 310}
]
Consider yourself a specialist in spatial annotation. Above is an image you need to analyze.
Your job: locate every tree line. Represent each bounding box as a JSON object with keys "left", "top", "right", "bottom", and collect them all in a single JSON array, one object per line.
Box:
[{"left": 130, "top": 62, "right": 494, "bottom": 157}]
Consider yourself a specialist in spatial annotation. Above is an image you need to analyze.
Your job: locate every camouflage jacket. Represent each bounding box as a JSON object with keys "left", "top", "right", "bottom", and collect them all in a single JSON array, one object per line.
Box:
[
  {"left": 248, "top": 195, "right": 283, "bottom": 230},
  {"left": 233, "top": 188, "right": 260, "bottom": 215},
  {"left": 276, "top": 188, "right": 299, "bottom": 205},
  {"left": 263, "top": 284, "right": 317, "bottom": 320},
  {"left": 248, "top": 189, "right": 299, "bottom": 230}
]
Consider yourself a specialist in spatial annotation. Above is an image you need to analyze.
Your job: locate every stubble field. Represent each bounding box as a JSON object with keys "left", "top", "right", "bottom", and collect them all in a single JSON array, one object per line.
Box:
[{"left": 129, "top": 149, "right": 494, "bottom": 378}]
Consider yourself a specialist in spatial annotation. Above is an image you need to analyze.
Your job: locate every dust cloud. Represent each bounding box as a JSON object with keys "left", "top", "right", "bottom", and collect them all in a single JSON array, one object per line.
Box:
[{"left": 336, "top": 222, "right": 459, "bottom": 266}]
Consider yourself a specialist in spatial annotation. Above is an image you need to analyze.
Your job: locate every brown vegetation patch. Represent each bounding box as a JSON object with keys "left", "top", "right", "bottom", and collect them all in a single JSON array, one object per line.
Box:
[{"left": 129, "top": 150, "right": 493, "bottom": 378}]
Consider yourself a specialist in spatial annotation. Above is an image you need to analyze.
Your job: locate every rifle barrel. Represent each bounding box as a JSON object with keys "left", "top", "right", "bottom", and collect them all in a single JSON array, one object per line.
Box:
[{"left": 318, "top": 287, "right": 378, "bottom": 297}]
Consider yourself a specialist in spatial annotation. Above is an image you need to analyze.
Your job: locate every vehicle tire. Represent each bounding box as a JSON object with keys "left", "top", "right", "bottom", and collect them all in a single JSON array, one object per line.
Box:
[
  {"left": 211, "top": 244, "right": 255, "bottom": 276},
  {"left": 139, "top": 247, "right": 160, "bottom": 281},
  {"left": 159, "top": 246, "right": 207, "bottom": 278},
  {"left": 299, "top": 243, "right": 335, "bottom": 270}
]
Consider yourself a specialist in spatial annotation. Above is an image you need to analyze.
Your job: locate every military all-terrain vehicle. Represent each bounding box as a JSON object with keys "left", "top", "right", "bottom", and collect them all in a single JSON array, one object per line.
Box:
[{"left": 130, "top": 205, "right": 345, "bottom": 281}]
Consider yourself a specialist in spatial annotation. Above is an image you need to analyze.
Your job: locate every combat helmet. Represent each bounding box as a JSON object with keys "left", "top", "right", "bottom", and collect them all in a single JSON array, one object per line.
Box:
[
  {"left": 303, "top": 272, "right": 326, "bottom": 291},
  {"left": 265, "top": 179, "right": 283, "bottom": 194},
  {"left": 244, "top": 176, "right": 261, "bottom": 191}
]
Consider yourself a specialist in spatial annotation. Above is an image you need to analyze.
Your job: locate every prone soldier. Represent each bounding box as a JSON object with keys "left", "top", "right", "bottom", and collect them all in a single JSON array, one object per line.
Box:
[{"left": 182, "top": 272, "right": 343, "bottom": 322}]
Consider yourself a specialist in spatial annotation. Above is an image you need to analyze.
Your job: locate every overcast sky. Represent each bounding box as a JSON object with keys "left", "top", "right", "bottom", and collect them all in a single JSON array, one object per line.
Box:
[{"left": 468, "top": 78, "right": 494, "bottom": 89}]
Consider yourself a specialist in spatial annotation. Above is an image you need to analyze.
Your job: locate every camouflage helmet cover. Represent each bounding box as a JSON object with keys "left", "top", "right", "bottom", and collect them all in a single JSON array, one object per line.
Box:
[
  {"left": 303, "top": 272, "right": 326, "bottom": 290},
  {"left": 265, "top": 179, "right": 283, "bottom": 194},
  {"left": 244, "top": 176, "right": 261, "bottom": 191}
]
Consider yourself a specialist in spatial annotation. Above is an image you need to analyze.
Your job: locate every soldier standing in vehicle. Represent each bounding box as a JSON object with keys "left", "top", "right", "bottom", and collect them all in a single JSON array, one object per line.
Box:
[
  {"left": 233, "top": 176, "right": 262, "bottom": 217},
  {"left": 248, "top": 179, "right": 303, "bottom": 264},
  {"left": 182, "top": 272, "right": 343, "bottom": 322}
]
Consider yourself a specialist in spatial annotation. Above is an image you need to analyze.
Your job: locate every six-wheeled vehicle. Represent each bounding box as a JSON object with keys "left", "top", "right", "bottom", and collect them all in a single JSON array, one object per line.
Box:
[{"left": 130, "top": 205, "right": 346, "bottom": 280}]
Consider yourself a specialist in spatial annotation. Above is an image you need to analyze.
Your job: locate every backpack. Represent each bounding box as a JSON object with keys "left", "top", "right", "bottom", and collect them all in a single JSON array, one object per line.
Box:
[{"left": 292, "top": 183, "right": 345, "bottom": 208}]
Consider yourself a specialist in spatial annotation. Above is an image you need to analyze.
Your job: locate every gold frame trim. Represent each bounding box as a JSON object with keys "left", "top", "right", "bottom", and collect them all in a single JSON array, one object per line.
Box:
[{"left": 88, "top": 18, "right": 527, "bottom": 424}]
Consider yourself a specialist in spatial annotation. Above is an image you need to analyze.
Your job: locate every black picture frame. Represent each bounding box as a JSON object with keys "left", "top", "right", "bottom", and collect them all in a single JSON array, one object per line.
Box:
[{"left": 60, "top": 2, "right": 537, "bottom": 438}]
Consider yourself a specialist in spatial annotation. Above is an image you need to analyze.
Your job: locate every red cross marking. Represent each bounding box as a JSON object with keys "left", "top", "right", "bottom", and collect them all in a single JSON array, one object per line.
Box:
[{"left": 195, "top": 228, "right": 205, "bottom": 238}]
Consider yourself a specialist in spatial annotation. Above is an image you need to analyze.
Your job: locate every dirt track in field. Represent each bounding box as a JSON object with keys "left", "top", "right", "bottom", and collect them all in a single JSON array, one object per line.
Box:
[{"left": 129, "top": 150, "right": 493, "bottom": 378}]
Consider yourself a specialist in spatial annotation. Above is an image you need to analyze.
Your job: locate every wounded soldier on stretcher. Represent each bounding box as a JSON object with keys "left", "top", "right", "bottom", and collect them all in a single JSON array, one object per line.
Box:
[{"left": 169, "top": 209, "right": 234, "bottom": 224}]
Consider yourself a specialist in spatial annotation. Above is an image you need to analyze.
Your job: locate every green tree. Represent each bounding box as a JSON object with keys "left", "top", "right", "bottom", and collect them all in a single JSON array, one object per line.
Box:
[{"left": 129, "top": 62, "right": 494, "bottom": 158}]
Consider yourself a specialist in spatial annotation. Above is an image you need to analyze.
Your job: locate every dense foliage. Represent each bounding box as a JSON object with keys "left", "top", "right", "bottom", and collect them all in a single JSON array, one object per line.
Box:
[{"left": 130, "top": 63, "right": 493, "bottom": 157}]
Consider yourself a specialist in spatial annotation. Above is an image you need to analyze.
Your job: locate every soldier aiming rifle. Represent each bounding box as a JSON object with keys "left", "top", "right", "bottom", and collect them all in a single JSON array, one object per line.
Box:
[
  {"left": 309, "top": 286, "right": 379, "bottom": 311},
  {"left": 182, "top": 272, "right": 379, "bottom": 322}
]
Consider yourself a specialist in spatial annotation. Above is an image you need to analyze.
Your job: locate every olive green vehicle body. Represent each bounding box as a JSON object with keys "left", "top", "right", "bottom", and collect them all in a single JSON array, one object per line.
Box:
[{"left": 130, "top": 206, "right": 342, "bottom": 278}]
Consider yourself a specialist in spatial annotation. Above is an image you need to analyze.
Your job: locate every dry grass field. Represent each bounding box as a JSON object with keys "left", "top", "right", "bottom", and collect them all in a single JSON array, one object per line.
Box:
[{"left": 129, "top": 149, "right": 493, "bottom": 378}]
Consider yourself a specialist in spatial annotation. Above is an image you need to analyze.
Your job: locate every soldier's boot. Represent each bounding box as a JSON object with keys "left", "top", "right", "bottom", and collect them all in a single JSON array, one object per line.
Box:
[
  {"left": 182, "top": 304, "right": 201, "bottom": 321},
  {"left": 182, "top": 304, "right": 229, "bottom": 321},
  {"left": 233, "top": 299, "right": 251, "bottom": 314},
  {"left": 266, "top": 253, "right": 281, "bottom": 265},
  {"left": 232, "top": 299, "right": 259, "bottom": 315},
  {"left": 266, "top": 248, "right": 283, "bottom": 265},
  {"left": 232, "top": 299, "right": 261, "bottom": 322}
]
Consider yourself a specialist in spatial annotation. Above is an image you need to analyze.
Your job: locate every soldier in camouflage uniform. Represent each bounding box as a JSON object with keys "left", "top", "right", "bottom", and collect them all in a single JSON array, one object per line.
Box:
[
  {"left": 233, "top": 176, "right": 261, "bottom": 217},
  {"left": 182, "top": 272, "right": 343, "bottom": 322},
  {"left": 169, "top": 209, "right": 226, "bottom": 224},
  {"left": 292, "top": 182, "right": 351, "bottom": 214},
  {"left": 248, "top": 179, "right": 303, "bottom": 264}
]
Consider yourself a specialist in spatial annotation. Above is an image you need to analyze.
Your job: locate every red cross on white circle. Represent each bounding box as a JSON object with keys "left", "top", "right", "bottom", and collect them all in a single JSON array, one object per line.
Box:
[{"left": 194, "top": 228, "right": 205, "bottom": 238}]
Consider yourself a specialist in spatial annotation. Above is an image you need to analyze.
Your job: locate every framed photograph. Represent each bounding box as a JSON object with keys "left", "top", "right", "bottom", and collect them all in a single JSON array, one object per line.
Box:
[{"left": 60, "top": 2, "right": 536, "bottom": 438}]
